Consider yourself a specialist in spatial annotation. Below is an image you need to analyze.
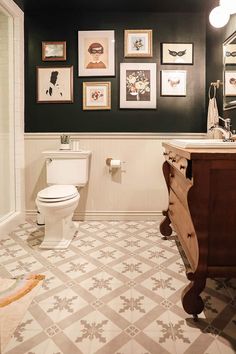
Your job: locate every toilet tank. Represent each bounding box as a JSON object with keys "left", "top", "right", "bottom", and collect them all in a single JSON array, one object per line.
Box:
[{"left": 42, "top": 150, "right": 91, "bottom": 187}]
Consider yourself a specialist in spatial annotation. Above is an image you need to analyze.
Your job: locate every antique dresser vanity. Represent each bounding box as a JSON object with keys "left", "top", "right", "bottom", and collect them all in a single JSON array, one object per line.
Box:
[{"left": 160, "top": 142, "right": 236, "bottom": 319}]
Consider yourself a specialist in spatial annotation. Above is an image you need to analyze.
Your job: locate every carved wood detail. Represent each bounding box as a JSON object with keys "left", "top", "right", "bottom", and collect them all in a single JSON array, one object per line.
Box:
[{"left": 160, "top": 143, "right": 236, "bottom": 317}]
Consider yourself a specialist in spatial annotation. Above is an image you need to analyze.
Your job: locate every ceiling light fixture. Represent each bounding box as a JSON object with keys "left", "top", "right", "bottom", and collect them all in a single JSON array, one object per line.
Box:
[
  {"left": 209, "top": 0, "right": 236, "bottom": 28},
  {"left": 220, "top": 0, "right": 236, "bottom": 14}
]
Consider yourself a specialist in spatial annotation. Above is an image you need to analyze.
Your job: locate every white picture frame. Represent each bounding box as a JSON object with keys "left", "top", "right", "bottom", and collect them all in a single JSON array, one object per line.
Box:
[
  {"left": 120, "top": 63, "right": 156, "bottom": 109},
  {"left": 78, "top": 30, "right": 115, "bottom": 77},
  {"left": 161, "top": 70, "right": 187, "bottom": 96}
]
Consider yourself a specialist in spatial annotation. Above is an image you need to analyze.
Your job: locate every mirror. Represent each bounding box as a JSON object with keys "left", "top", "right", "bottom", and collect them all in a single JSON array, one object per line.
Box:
[{"left": 223, "top": 31, "right": 236, "bottom": 110}]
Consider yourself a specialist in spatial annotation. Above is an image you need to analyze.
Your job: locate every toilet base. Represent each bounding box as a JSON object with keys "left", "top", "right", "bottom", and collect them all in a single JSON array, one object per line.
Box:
[
  {"left": 39, "top": 215, "right": 78, "bottom": 249},
  {"left": 40, "top": 239, "right": 72, "bottom": 249},
  {"left": 36, "top": 193, "right": 80, "bottom": 250}
]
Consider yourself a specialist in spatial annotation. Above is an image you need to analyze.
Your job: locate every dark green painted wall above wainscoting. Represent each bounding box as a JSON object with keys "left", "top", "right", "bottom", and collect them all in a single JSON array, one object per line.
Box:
[{"left": 25, "top": 11, "right": 206, "bottom": 133}]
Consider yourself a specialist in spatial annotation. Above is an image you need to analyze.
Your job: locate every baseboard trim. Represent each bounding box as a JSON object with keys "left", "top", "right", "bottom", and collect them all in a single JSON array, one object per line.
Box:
[
  {"left": 0, "top": 211, "right": 25, "bottom": 236},
  {"left": 26, "top": 209, "right": 164, "bottom": 221}
]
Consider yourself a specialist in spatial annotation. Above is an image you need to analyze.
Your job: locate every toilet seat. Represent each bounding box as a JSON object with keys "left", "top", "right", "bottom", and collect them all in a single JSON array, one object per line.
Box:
[{"left": 37, "top": 185, "right": 78, "bottom": 203}]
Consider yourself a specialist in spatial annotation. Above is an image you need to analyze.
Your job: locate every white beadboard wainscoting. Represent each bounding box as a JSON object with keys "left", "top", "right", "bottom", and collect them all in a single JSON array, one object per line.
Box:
[{"left": 24, "top": 132, "right": 206, "bottom": 221}]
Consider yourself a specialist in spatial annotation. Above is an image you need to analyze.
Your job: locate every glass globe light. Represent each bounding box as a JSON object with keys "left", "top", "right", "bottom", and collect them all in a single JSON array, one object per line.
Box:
[
  {"left": 220, "top": 0, "right": 236, "bottom": 15},
  {"left": 209, "top": 5, "right": 230, "bottom": 28}
]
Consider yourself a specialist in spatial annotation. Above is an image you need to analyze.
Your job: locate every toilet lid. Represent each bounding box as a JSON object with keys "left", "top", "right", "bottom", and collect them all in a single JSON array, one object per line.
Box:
[{"left": 37, "top": 185, "right": 78, "bottom": 202}]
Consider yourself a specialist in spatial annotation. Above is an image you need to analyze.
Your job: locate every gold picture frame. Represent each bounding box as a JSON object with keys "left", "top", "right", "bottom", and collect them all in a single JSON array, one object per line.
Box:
[
  {"left": 124, "top": 29, "right": 153, "bottom": 57},
  {"left": 37, "top": 66, "right": 73, "bottom": 103},
  {"left": 83, "top": 81, "right": 111, "bottom": 110},
  {"left": 42, "top": 41, "right": 66, "bottom": 61}
]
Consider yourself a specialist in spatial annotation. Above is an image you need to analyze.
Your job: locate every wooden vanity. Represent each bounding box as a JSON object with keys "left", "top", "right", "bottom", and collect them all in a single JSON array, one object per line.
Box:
[{"left": 160, "top": 142, "right": 236, "bottom": 319}]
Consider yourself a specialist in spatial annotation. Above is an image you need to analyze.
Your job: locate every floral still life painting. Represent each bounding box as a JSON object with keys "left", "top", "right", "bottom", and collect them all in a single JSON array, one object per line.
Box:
[
  {"left": 120, "top": 63, "right": 156, "bottom": 108},
  {"left": 83, "top": 82, "right": 111, "bottom": 110},
  {"left": 126, "top": 70, "right": 150, "bottom": 101},
  {"left": 124, "top": 30, "right": 152, "bottom": 57}
]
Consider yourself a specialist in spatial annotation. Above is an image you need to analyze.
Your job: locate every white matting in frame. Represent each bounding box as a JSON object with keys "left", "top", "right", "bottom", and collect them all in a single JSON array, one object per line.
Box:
[
  {"left": 225, "top": 71, "right": 236, "bottom": 96},
  {"left": 78, "top": 30, "right": 115, "bottom": 77},
  {"left": 224, "top": 44, "right": 236, "bottom": 65},
  {"left": 124, "top": 29, "right": 152, "bottom": 57},
  {"left": 37, "top": 66, "right": 73, "bottom": 103},
  {"left": 83, "top": 82, "right": 111, "bottom": 110},
  {"left": 161, "top": 70, "right": 187, "bottom": 96},
  {"left": 120, "top": 63, "right": 156, "bottom": 109},
  {"left": 161, "top": 43, "right": 193, "bottom": 64}
]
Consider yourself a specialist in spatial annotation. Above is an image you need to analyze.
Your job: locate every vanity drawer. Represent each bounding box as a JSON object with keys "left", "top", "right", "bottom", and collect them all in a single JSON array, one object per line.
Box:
[
  {"left": 164, "top": 150, "right": 189, "bottom": 177},
  {"left": 169, "top": 166, "right": 192, "bottom": 210},
  {"left": 169, "top": 189, "right": 198, "bottom": 270}
]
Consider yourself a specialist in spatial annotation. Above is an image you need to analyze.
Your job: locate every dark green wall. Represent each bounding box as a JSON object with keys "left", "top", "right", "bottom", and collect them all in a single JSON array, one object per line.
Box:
[
  {"left": 25, "top": 11, "right": 206, "bottom": 132},
  {"left": 206, "top": 12, "right": 236, "bottom": 129},
  {"left": 13, "top": 0, "right": 24, "bottom": 10}
]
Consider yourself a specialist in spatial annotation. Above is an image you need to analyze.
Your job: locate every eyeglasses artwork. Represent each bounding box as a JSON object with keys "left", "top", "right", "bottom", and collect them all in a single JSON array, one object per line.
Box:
[
  {"left": 168, "top": 49, "right": 186, "bottom": 57},
  {"left": 78, "top": 30, "right": 115, "bottom": 77},
  {"left": 161, "top": 43, "right": 193, "bottom": 65},
  {"left": 225, "top": 51, "right": 236, "bottom": 57}
]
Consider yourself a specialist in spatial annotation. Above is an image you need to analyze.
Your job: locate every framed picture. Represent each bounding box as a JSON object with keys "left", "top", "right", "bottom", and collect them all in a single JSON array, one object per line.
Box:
[
  {"left": 36, "top": 66, "right": 73, "bottom": 103},
  {"left": 120, "top": 63, "right": 156, "bottom": 109},
  {"left": 78, "top": 30, "right": 115, "bottom": 77},
  {"left": 124, "top": 29, "right": 152, "bottom": 57},
  {"left": 161, "top": 42, "right": 193, "bottom": 64},
  {"left": 42, "top": 41, "right": 66, "bottom": 61},
  {"left": 83, "top": 82, "right": 111, "bottom": 110},
  {"left": 225, "top": 71, "right": 236, "bottom": 96},
  {"left": 224, "top": 44, "right": 236, "bottom": 65},
  {"left": 161, "top": 70, "right": 187, "bottom": 96}
]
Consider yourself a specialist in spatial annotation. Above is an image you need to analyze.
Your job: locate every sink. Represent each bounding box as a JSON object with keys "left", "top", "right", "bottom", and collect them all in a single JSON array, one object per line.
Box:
[{"left": 170, "top": 139, "right": 236, "bottom": 149}]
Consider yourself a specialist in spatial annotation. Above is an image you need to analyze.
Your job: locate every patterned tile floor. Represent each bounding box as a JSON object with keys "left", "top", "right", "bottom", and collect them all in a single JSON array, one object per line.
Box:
[{"left": 0, "top": 220, "right": 236, "bottom": 354}]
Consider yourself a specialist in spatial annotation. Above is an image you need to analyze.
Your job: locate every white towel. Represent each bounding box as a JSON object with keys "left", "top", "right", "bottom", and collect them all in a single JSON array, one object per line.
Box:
[{"left": 207, "top": 97, "right": 222, "bottom": 139}]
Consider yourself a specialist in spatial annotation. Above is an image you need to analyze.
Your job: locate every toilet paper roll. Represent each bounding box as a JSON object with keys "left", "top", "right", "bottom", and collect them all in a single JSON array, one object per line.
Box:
[{"left": 110, "top": 159, "right": 121, "bottom": 168}]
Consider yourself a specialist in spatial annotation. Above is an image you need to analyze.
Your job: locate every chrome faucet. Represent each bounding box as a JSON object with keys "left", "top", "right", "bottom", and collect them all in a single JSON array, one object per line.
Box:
[{"left": 209, "top": 117, "right": 233, "bottom": 142}]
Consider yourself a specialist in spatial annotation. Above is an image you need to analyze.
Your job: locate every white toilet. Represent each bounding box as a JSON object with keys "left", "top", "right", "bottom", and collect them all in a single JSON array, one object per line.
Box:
[{"left": 35, "top": 150, "right": 91, "bottom": 249}]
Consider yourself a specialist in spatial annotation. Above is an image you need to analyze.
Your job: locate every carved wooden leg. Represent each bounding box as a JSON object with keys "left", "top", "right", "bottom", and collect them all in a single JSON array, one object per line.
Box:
[
  {"left": 159, "top": 160, "right": 172, "bottom": 239},
  {"left": 181, "top": 274, "right": 206, "bottom": 319},
  {"left": 159, "top": 210, "right": 173, "bottom": 238}
]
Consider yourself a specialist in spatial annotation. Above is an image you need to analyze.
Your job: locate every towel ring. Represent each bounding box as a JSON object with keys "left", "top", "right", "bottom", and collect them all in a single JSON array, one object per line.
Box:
[{"left": 208, "top": 84, "right": 216, "bottom": 99}]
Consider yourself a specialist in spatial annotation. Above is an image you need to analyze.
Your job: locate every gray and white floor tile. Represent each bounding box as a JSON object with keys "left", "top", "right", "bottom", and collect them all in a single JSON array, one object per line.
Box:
[{"left": 0, "top": 220, "right": 235, "bottom": 354}]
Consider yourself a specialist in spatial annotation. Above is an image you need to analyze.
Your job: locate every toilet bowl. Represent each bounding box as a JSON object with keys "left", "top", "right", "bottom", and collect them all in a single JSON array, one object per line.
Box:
[
  {"left": 36, "top": 185, "right": 80, "bottom": 249},
  {"left": 35, "top": 149, "right": 91, "bottom": 249}
]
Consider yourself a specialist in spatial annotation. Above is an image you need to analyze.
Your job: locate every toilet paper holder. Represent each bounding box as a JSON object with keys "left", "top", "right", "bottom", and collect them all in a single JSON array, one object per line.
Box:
[
  {"left": 106, "top": 158, "right": 113, "bottom": 166},
  {"left": 106, "top": 157, "right": 123, "bottom": 171}
]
